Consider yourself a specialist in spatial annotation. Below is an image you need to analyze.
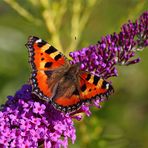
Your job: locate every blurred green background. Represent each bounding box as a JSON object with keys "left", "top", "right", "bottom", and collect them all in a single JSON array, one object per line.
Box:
[{"left": 0, "top": 0, "right": 148, "bottom": 148}]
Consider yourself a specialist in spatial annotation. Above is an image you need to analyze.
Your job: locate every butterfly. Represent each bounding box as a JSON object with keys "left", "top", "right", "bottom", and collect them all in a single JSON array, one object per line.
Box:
[{"left": 26, "top": 36, "right": 114, "bottom": 113}]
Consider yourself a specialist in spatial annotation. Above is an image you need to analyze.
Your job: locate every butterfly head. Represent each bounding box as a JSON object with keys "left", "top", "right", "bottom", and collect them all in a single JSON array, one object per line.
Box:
[{"left": 68, "top": 63, "right": 81, "bottom": 75}]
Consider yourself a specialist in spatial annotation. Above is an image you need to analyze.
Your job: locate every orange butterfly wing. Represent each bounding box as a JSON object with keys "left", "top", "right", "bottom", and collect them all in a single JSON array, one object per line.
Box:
[
  {"left": 51, "top": 86, "right": 82, "bottom": 113},
  {"left": 26, "top": 36, "right": 114, "bottom": 113},
  {"left": 79, "top": 72, "right": 114, "bottom": 102},
  {"left": 26, "top": 36, "right": 69, "bottom": 101},
  {"left": 51, "top": 71, "right": 113, "bottom": 113}
]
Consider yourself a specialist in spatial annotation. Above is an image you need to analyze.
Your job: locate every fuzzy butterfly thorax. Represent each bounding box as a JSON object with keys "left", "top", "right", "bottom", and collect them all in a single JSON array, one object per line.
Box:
[{"left": 26, "top": 36, "right": 114, "bottom": 113}]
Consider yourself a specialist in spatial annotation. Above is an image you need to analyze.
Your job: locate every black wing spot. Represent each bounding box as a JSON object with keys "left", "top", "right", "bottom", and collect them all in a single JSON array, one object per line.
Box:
[
  {"left": 45, "top": 62, "right": 52, "bottom": 68},
  {"left": 81, "top": 84, "right": 87, "bottom": 92},
  {"left": 41, "top": 58, "right": 44, "bottom": 61},
  {"left": 86, "top": 74, "right": 91, "bottom": 81},
  {"left": 45, "top": 46, "right": 57, "bottom": 54},
  {"left": 54, "top": 54, "right": 62, "bottom": 61},
  {"left": 93, "top": 76, "right": 100, "bottom": 85},
  {"left": 101, "top": 81, "right": 108, "bottom": 89},
  {"left": 89, "top": 89, "right": 92, "bottom": 92}
]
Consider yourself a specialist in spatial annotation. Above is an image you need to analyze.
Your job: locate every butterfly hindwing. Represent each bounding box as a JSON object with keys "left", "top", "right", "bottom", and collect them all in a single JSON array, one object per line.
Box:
[
  {"left": 31, "top": 70, "right": 53, "bottom": 101},
  {"left": 50, "top": 73, "right": 82, "bottom": 112},
  {"left": 51, "top": 86, "right": 82, "bottom": 112}
]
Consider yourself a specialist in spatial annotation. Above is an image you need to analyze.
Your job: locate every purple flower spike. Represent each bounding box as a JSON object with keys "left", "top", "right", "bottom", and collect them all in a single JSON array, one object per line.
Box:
[
  {"left": 70, "top": 11, "right": 148, "bottom": 79},
  {"left": 0, "top": 85, "right": 76, "bottom": 147}
]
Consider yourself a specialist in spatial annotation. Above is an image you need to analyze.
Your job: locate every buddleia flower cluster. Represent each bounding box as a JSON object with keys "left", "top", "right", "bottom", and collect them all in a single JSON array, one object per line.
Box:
[
  {"left": 70, "top": 11, "right": 148, "bottom": 79},
  {"left": 0, "top": 11, "right": 147, "bottom": 147},
  {"left": 0, "top": 85, "right": 76, "bottom": 147}
]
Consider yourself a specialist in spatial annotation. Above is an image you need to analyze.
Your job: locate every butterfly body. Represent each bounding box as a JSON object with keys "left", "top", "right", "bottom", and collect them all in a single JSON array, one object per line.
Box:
[{"left": 26, "top": 36, "right": 114, "bottom": 113}]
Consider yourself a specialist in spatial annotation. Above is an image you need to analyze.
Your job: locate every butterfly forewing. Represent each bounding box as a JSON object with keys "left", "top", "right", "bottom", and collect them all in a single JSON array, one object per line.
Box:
[
  {"left": 26, "top": 36, "right": 69, "bottom": 71},
  {"left": 79, "top": 72, "right": 114, "bottom": 102},
  {"left": 26, "top": 36, "right": 70, "bottom": 101}
]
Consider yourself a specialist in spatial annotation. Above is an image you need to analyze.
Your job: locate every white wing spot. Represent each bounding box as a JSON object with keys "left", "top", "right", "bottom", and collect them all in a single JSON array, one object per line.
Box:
[
  {"left": 36, "top": 39, "right": 42, "bottom": 43},
  {"left": 106, "top": 83, "right": 109, "bottom": 89}
]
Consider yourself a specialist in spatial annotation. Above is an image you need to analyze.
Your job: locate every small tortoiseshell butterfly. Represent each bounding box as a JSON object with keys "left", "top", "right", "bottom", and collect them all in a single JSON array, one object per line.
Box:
[{"left": 26, "top": 36, "right": 114, "bottom": 113}]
